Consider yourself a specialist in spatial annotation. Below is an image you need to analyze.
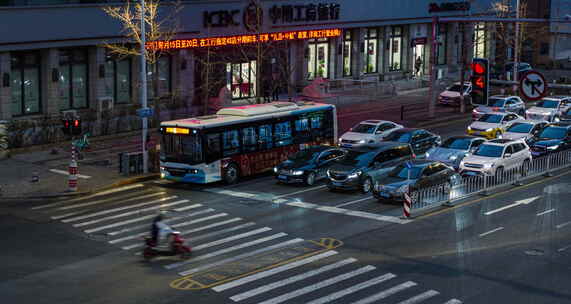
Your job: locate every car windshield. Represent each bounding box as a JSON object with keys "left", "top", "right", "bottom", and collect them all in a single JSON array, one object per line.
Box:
[
  {"left": 288, "top": 149, "right": 320, "bottom": 161},
  {"left": 507, "top": 122, "right": 533, "bottom": 133},
  {"left": 478, "top": 114, "right": 503, "bottom": 123},
  {"left": 336, "top": 150, "right": 374, "bottom": 167},
  {"left": 383, "top": 131, "right": 411, "bottom": 143},
  {"left": 538, "top": 127, "right": 567, "bottom": 139},
  {"left": 441, "top": 138, "right": 471, "bottom": 150},
  {"left": 474, "top": 144, "right": 504, "bottom": 157},
  {"left": 536, "top": 100, "right": 560, "bottom": 108},
  {"left": 488, "top": 98, "right": 506, "bottom": 107},
  {"left": 388, "top": 165, "right": 422, "bottom": 179},
  {"left": 448, "top": 85, "right": 468, "bottom": 92},
  {"left": 352, "top": 124, "right": 376, "bottom": 134}
]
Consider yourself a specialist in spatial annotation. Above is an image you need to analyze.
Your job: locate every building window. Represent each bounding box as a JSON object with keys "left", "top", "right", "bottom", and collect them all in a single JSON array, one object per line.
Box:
[
  {"left": 473, "top": 23, "right": 487, "bottom": 58},
  {"left": 342, "top": 30, "right": 352, "bottom": 77},
  {"left": 11, "top": 52, "right": 41, "bottom": 116},
  {"left": 226, "top": 60, "right": 257, "bottom": 99},
  {"left": 389, "top": 26, "right": 403, "bottom": 71},
  {"left": 362, "top": 28, "right": 378, "bottom": 74},
  {"left": 59, "top": 49, "right": 88, "bottom": 110},
  {"left": 148, "top": 55, "right": 171, "bottom": 100},
  {"left": 436, "top": 24, "right": 447, "bottom": 65},
  {"left": 104, "top": 56, "right": 132, "bottom": 104},
  {"left": 307, "top": 38, "right": 329, "bottom": 79}
]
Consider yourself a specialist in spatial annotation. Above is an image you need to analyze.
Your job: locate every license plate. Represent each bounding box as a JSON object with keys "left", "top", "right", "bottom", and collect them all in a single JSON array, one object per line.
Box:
[
  {"left": 380, "top": 191, "right": 390, "bottom": 198},
  {"left": 278, "top": 175, "right": 288, "bottom": 180},
  {"left": 332, "top": 182, "right": 343, "bottom": 186},
  {"left": 341, "top": 144, "right": 352, "bottom": 148}
]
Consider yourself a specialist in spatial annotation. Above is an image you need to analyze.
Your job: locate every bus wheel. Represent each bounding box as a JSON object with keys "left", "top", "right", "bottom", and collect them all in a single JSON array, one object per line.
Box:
[{"left": 223, "top": 163, "right": 240, "bottom": 184}]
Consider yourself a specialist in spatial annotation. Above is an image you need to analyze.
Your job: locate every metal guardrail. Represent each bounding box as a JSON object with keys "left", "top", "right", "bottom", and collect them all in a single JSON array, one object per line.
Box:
[
  {"left": 491, "top": 79, "right": 571, "bottom": 89},
  {"left": 408, "top": 150, "right": 571, "bottom": 216}
]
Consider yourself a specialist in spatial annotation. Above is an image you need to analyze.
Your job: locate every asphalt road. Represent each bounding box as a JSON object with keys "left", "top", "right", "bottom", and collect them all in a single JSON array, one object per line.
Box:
[{"left": 1, "top": 117, "right": 570, "bottom": 304}]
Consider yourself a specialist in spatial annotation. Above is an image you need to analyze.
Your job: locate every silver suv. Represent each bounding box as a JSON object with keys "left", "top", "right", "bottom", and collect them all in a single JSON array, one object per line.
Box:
[
  {"left": 459, "top": 139, "right": 532, "bottom": 178},
  {"left": 526, "top": 96, "right": 571, "bottom": 122}
]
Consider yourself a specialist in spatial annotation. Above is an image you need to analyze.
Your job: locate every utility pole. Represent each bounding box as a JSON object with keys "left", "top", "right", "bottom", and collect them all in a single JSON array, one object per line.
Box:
[
  {"left": 428, "top": 16, "right": 438, "bottom": 118},
  {"left": 512, "top": 0, "right": 521, "bottom": 93},
  {"left": 140, "top": 0, "right": 149, "bottom": 174},
  {"left": 459, "top": 22, "right": 467, "bottom": 114}
]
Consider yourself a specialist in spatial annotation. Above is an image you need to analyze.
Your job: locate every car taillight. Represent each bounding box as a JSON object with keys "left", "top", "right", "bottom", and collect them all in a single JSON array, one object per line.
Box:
[{"left": 412, "top": 153, "right": 416, "bottom": 159}]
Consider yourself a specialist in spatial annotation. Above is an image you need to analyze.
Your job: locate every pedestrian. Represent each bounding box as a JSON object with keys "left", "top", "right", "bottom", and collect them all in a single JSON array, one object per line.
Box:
[
  {"left": 146, "top": 134, "right": 157, "bottom": 172},
  {"left": 271, "top": 72, "right": 280, "bottom": 101},
  {"left": 415, "top": 56, "right": 422, "bottom": 77}
]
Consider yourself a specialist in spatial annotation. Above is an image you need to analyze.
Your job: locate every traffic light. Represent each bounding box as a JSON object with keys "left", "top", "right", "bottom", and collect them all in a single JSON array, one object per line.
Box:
[
  {"left": 470, "top": 58, "right": 489, "bottom": 106},
  {"left": 62, "top": 119, "right": 81, "bottom": 136},
  {"left": 62, "top": 119, "right": 71, "bottom": 135},
  {"left": 71, "top": 119, "right": 82, "bottom": 136}
]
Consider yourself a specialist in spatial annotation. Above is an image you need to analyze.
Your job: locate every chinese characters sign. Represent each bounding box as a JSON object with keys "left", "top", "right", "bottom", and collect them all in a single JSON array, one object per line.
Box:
[
  {"left": 428, "top": 2, "right": 470, "bottom": 13},
  {"left": 146, "top": 29, "right": 342, "bottom": 51},
  {"left": 270, "top": 3, "right": 340, "bottom": 24}
]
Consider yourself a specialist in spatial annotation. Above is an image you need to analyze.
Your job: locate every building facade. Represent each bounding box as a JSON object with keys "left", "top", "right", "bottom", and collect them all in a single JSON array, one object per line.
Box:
[{"left": 0, "top": 0, "right": 505, "bottom": 146}]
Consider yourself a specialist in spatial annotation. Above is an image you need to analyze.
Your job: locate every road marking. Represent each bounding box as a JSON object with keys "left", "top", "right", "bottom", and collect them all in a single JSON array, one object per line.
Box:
[
  {"left": 193, "top": 227, "right": 272, "bottom": 251},
  {"left": 257, "top": 265, "right": 376, "bottom": 304},
  {"left": 57, "top": 190, "right": 159, "bottom": 211},
  {"left": 536, "top": 209, "right": 555, "bottom": 216},
  {"left": 31, "top": 184, "right": 144, "bottom": 210},
  {"left": 558, "top": 244, "right": 571, "bottom": 252},
  {"left": 335, "top": 197, "right": 373, "bottom": 208},
  {"left": 273, "top": 185, "right": 327, "bottom": 199},
  {"left": 286, "top": 201, "right": 411, "bottom": 224},
  {"left": 83, "top": 200, "right": 189, "bottom": 233},
  {"left": 306, "top": 273, "right": 397, "bottom": 304},
  {"left": 72, "top": 197, "right": 182, "bottom": 227},
  {"left": 557, "top": 221, "right": 571, "bottom": 229},
  {"left": 105, "top": 213, "right": 228, "bottom": 236},
  {"left": 49, "top": 169, "right": 92, "bottom": 179},
  {"left": 207, "top": 189, "right": 260, "bottom": 199},
  {"left": 443, "top": 300, "right": 463, "bottom": 304},
  {"left": 59, "top": 192, "right": 166, "bottom": 222},
  {"left": 479, "top": 226, "right": 504, "bottom": 238},
  {"left": 184, "top": 222, "right": 256, "bottom": 243},
  {"left": 115, "top": 218, "right": 242, "bottom": 250},
  {"left": 484, "top": 196, "right": 540, "bottom": 216},
  {"left": 177, "top": 239, "right": 304, "bottom": 276},
  {"left": 397, "top": 290, "right": 440, "bottom": 304},
  {"left": 215, "top": 250, "right": 339, "bottom": 294},
  {"left": 154, "top": 179, "right": 170, "bottom": 184},
  {"left": 167, "top": 233, "right": 288, "bottom": 270},
  {"left": 350, "top": 281, "right": 417, "bottom": 304}
]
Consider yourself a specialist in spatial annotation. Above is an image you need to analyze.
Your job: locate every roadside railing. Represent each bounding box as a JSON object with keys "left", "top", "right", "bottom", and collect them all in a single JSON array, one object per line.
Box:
[{"left": 407, "top": 150, "right": 571, "bottom": 216}]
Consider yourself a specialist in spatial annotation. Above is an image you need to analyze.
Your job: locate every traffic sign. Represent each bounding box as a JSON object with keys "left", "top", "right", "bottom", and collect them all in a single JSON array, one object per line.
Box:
[
  {"left": 136, "top": 107, "right": 154, "bottom": 118},
  {"left": 519, "top": 70, "right": 548, "bottom": 101}
]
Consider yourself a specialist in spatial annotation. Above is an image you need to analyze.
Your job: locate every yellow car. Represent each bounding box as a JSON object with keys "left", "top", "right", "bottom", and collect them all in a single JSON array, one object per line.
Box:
[{"left": 466, "top": 112, "right": 523, "bottom": 140}]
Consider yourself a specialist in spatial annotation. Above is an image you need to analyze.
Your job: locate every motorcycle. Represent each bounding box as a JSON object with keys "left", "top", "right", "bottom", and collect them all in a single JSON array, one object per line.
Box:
[{"left": 142, "top": 231, "right": 192, "bottom": 260}]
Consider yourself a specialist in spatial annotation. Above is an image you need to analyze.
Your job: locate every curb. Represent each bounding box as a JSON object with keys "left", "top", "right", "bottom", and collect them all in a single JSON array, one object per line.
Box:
[{"left": 0, "top": 173, "right": 160, "bottom": 201}]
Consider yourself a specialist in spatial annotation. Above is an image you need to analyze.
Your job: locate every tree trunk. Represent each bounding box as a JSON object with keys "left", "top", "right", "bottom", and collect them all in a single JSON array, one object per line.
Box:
[
  {"left": 459, "top": 23, "right": 466, "bottom": 114},
  {"left": 152, "top": 61, "right": 160, "bottom": 126}
]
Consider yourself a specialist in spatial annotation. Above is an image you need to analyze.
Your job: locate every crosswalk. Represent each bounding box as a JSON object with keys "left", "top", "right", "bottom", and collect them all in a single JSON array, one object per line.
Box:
[{"left": 32, "top": 183, "right": 462, "bottom": 304}]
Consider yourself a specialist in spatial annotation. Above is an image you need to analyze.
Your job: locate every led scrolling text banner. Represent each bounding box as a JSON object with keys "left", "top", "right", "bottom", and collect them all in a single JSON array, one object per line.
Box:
[{"left": 146, "top": 28, "right": 342, "bottom": 51}]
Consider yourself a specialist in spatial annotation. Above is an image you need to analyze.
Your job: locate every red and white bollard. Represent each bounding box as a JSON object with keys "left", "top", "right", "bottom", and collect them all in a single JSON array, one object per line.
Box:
[
  {"left": 402, "top": 192, "right": 412, "bottom": 219},
  {"left": 68, "top": 145, "right": 78, "bottom": 192}
]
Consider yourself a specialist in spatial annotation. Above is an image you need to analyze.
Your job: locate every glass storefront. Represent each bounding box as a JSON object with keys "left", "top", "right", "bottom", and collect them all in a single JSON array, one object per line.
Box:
[
  {"left": 343, "top": 30, "right": 352, "bottom": 77},
  {"left": 307, "top": 38, "right": 329, "bottom": 79},
  {"left": 362, "top": 28, "right": 378, "bottom": 74},
  {"left": 148, "top": 55, "right": 171, "bottom": 100},
  {"left": 413, "top": 44, "right": 425, "bottom": 77},
  {"left": 59, "top": 48, "right": 88, "bottom": 110},
  {"left": 11, "top": 52, "right": 41, "bottom": 116},
  {"left": 226, "top": 60, "right": 257, "bottom": 100},
  {"left": 389, "top": 26, "right": 403, "bottom": 71},
  {"left": 104, "top": 55, "right": 131, "bottom": 104}
]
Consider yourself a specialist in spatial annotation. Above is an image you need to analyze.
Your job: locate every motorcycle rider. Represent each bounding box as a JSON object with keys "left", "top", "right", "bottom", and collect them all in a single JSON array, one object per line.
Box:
[{"left": 151, "top": 213, "right": 173, "bottom": 248}]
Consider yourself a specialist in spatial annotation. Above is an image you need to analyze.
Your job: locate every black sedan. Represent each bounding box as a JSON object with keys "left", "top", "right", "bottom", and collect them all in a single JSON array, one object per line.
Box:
[
  {"left": 372, "top": 160, "right": 460, "bottom": 203},
  {"left": 528, "top": 123, "right": 571, "bottom": 158},
  {"left": 382, "top": 128, "right": 442, "bottom": 156},
  {"left": 273, "top": 145, "right": 346, "bottom": 185}
]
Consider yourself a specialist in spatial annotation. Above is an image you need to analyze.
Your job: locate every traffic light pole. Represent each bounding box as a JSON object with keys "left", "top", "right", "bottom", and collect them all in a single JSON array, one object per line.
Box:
[
  {"left": 428, "top": 16, "right": 438, "bottom": 118},
  {"left": 140, "top": 0, "right": 149, "bottom": 174}
]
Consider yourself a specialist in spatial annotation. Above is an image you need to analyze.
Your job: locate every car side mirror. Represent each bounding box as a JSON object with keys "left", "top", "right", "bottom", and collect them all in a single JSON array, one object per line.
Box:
[{"left": 504, "top": 153, "right": 512, "bottom": 158}]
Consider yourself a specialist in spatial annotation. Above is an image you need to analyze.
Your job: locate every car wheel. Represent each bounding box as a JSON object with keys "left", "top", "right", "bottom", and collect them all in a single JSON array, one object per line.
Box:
[
  {"left": 361, "top": 177, "right": 373, "bottom": 194},
  {"left": 521, "top": 159, "right": 530, "bottom": 177},
  {"left": 305, "top": 172, "right": 316, "bottom": 186},
  {"left": 223, "top": 163, "right": 239, "bottom": 185}
]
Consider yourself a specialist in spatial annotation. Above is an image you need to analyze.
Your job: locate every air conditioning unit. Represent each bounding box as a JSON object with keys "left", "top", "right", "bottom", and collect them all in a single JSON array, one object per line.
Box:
[{"left": 97, "top": 96, "right": 114, "bottom": 112}]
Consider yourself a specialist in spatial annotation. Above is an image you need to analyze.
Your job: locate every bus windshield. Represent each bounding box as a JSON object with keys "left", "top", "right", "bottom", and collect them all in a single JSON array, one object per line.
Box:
[{"left": 161, "top": 131, "right": 203, "bottom": 164}]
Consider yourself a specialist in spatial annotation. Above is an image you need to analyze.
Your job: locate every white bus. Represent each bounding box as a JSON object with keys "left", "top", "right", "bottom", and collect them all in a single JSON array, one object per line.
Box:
[{"left": 159, "top": 101, "right": 337, "bottom": 184}]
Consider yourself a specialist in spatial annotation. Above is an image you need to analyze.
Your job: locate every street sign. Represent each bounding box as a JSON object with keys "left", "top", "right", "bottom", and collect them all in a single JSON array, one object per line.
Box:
[
  {"left": 519, "top": 70, "right": 548, "bottom": 101},
  {"left": 136, "top": 107, "right": 154, "bottom": 118}
]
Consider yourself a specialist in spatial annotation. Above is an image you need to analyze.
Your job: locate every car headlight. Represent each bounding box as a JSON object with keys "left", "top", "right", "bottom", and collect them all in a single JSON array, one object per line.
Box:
[
  {"left": 357, "top": 139, "right": 366, "bottom": 144},
  {"left": 467, "top": 126, "right": 472, "bottom": 131},
  {"left": 425, "top": 152, "right": 430, "bottom": 158},
  {"left": 273, "top": 167, "right": 278, "bottom": 173},
  {"left": 339, "top": 137, "right": 343, "bottom": 142},
  {"left": 547, "top": 145, "right": 559, "bottom": 150},
  {"left": 483, "top": 163, "right": 494, "bottom": 169},
  {"left": 326, "top": 169, "right": 331, "bottom": 177},
  {"left": 348, "top": 170, "right": 362, "bottom": 179},
  {"left": 448, "top": 155, "right": 458, "bottom": 161},
  {"left": 485, "top": 128, "right": 493, "bottom": 132},
  {"left": 292, "top": 170, "right": 304, "bottom": 176}
]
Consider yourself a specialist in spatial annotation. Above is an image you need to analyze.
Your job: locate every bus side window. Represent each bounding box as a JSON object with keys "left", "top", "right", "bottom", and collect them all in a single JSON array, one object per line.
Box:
[
  {"left": 205, "top": 133, "right": 221, "bottom": 163},
  {"left": 294, "top": 117, "right": 310, "bottom": 144},
  {"left": 223, "top": 129, "right": 240, "bottom": 156},
  {"left": 310, "top": 113, "right": 324, "bottom": 139},
  {"left": 258, "top": 124, "right": 273, "bottom": 150},
  {"left": 242, "top": 126, "right": 257, "bottom": 153},
  {"left": 275, "top": 121, "right": 292, "bottom": 147}
]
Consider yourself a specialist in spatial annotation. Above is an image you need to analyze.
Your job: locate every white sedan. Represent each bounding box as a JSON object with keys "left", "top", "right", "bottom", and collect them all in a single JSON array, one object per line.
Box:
[{"left": 339, "top": 120, "right": 403, "bottom": 148}]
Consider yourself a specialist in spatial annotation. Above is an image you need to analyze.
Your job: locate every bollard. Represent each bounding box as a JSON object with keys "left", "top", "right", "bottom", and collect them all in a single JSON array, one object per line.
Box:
[
  {"left": 68, "top": 144, "right": 78, "bottom": 192},
  {"left": 401, "top": 192, "right": 412, "bottom": 219},
  {"left": 400, "top": 105, "right": 405, "bottom": 121},
  {"left": 68, "top": 174, "right": 78, "bottom": 192}
]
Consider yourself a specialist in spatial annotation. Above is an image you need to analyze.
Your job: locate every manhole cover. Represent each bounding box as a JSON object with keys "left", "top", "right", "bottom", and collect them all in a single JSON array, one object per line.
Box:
[{"left": 524, "top": 249, "right": 545, "bottom": 256}]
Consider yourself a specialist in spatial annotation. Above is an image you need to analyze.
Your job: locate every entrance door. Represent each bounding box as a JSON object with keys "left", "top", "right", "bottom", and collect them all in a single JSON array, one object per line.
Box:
[
  {"left": 413, "top": 44, "right": 425, "bottom": 78},
  {"left": 226, "top": 60, "right": 257, "bottom": 100},
  {"left": 307, "top": 39, "right": 329, "bottom": 80}
]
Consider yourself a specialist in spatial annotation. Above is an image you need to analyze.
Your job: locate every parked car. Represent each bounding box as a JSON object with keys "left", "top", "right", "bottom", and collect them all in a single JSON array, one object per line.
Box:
[
  {"left": 562, "top": 108, "right": 571, "bottom": 122},
  {"left": 426, "top": 136, "right": 486, "bottom": 170},
  {"left": 438, "top": 82, "right": 472, "bottom": 106},
  {"left": 382, "top": 128, "right": 441, "bottom": 157},
  {"left": 472, "top": 95, "right": 526, "bottom": 119},
  {"left": 326, "top": 142, "right": 415, "bottom": 193},
  {"left": 339, "top": 120, "right": 403, "bottom": 148},
  {"left": 372, "top": 160, "right": 461, "bottom": 203},
  {"left": 459, "top": 138, "right": 532, "bottom": 178},
  {"left": 527, "top": 123, "right": 571, "bottom": 158},
  {"left": 466, "top": 112, "right": 523, "bottom": 139},
  {"left": 503, "top": 120, "right": 549, "bottom": 141},
  {"left": 525, "top": 96, "right": 571, "bottom": 122},
  {"left": 273, "top": 145, "right": 346, "bottom": 185}
]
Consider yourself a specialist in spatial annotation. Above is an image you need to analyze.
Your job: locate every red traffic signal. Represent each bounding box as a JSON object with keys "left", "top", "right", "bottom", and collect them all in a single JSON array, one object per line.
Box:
[
  {"left": 472, "top": 62, "right": 486, "bottom": 75},
  {"left": 473, "top": 76, "right": 485, "bottom": 89},
  {"left": 74, "top": 119, "right": 79, "bottom": 127}
]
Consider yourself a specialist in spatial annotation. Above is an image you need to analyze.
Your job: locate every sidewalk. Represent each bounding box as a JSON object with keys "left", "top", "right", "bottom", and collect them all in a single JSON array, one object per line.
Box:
[{"left": 0, "top": 83, "right": 471, "bottom": 200}]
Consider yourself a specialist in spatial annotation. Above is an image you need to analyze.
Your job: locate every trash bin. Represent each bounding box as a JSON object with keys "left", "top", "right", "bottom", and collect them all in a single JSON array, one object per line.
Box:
[{"left": 119, "top": 151, "right": 144, "bottom": 176}]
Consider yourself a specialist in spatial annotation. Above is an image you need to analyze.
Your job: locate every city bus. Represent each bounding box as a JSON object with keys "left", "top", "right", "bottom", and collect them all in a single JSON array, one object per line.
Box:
[{"left": 159, "top": 101, "right": 337, "bottom": 184}]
